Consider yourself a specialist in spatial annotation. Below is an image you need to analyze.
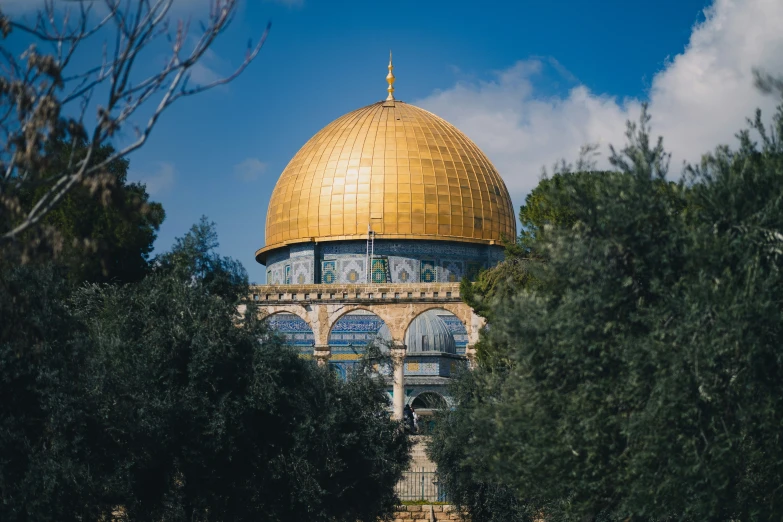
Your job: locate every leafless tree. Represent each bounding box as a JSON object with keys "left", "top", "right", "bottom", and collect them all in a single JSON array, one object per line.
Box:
[{"left": 0, "top": 0, "right": 269, "bottom": 260}]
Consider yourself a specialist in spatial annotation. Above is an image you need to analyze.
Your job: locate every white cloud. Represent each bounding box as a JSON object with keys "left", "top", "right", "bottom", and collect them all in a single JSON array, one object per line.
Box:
[
  {"left": 187, "top": 45, "right": 225, "bottom": 86},
  {"left": 414, "top": 0, "right": 783, "bottom": 202},
  {"left": 132, "top": 162, "right": 176, "bottom": 196},
  {"left": 234, "top": 158, "right": 268, "bottom": 182},
  {"left": 183, "top": 40, "right": 242, "bottom": 92}
]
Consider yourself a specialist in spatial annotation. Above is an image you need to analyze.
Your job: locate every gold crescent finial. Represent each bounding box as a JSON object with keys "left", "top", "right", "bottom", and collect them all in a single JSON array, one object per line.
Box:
[{"left": 386, "top": 50, "right": 395, "bottom": 101}]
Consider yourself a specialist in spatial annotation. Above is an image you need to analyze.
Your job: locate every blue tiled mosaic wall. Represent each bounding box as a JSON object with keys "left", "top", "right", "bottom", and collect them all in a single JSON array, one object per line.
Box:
[
  {"left": 265, "top": 310, "right": 463, "bottom": 404},
  {"left": 263, "top": 240, "right": 503, "bottom": 284},
  {"left": 326, "top": 311, "right": 387, "bottom": 378},
  {"left": 265, "top": 244, "right": 315, "bottom": 285},
  {"left": 328, "top": 311, "right": 387, "bottom": 353},
  {"left": 265, "top": 313, "right": 314, "bottom": 355},
  {"left": 420, "top": 259, "right": 436, "bottom": 283}
]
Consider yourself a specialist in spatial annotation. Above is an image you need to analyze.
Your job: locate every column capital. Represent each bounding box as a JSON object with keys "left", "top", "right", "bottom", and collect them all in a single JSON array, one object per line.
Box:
[
  {"left": 313, "top": 345, "right": 330, "bottom": 366},
  {"left": 389, "top": 342, "right": 406, "bottom": 360}
]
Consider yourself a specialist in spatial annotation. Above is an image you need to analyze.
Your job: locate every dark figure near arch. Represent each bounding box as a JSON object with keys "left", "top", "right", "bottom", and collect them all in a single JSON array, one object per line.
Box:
[{"left": 403, "top": 404, "right": 416, "bottom": 433}]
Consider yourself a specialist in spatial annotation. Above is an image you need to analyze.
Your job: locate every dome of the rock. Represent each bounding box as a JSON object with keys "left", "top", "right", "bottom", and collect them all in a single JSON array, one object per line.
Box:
[
  {"left": 257, "top": 55, "right": 516, "bottom": 287},
  {"left": 256, "top": 100, "right": 515, "bottom": 264},
  {"left": 253, "top": 55, "right": 500, "bottom": 422}
]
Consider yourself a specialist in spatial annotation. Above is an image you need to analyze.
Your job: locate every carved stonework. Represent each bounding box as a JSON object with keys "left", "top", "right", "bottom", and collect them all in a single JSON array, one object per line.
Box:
[{"left": 251, "top": 282, "right": 486, "bottom": 412}]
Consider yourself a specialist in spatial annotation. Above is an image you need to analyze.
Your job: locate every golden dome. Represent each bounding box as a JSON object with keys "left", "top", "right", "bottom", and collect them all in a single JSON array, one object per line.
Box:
[{"left": 256, "top": 100, "right": 516, "bottom": 263}]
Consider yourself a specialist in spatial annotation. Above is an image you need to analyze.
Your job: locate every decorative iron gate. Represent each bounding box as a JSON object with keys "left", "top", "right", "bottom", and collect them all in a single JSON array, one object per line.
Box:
[{"left": 395, "top": 470, "right": 449, "bottom": 502}]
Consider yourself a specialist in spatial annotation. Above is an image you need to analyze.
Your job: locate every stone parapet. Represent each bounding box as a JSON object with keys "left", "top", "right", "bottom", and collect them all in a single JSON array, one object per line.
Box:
[{"left": 248, "top": 282, "right": 461, "bottom": 304}]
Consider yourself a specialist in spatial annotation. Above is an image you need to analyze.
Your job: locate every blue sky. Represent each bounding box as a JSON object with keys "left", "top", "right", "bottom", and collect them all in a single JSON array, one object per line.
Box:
[{"left": 9, "top": 0, "right": 783, "bottom": 283}]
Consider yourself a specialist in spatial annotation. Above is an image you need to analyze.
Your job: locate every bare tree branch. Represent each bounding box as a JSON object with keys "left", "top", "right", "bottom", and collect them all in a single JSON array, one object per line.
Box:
[{"left": 0, "top": 0, "right": 271, "bottom": 258}]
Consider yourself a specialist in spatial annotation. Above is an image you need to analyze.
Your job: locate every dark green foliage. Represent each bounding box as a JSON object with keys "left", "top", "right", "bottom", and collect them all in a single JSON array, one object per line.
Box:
[
  {"left": 517, "top": 171, "right": 591, "bottom": 250},
  {"left": 451, "top": 171, "right": 633, "bottom": 522},
  {"left": 428, "top": 368, "right": 533, "bottom": 522},
  {"left": 459, "top": 243, "right": 532, "bottom": 328},
  {"left": 0, "top": 139, "right": 166, "bottom": 520},
  {"left": 461, "top": 170, "right": 612, "bottom": 347},
  {"left": 0, "top": 264, "right": 114, "bottom": 521},
  {"left": 435, "top": 104, "right": 783, "bottom": 521},
  {"left": 155, "top": 216, "right": 247, "bottom": 299},
  {"left": 462, "top": 170, "right": 683, "bottom": 330},
  {"left": 21, "top": 137, "right": 164, "bottom": 284},
  {"left": 0, "top": 220, "right": 410, "bottom": 521}
]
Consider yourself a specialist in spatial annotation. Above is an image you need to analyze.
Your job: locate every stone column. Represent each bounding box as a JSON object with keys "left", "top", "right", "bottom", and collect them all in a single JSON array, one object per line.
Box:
[
  {"left": 313, "top": 345, "right": 330, "bottom": 367},
  {"left": 390, "top": 342, "right": 407, "bottom": 420},
  {"left": 465, "top": 344, "right": 478, "bottom": 369}
]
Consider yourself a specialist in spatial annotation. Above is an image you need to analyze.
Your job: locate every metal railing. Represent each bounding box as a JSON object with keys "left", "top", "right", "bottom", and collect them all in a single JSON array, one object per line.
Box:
[{"left": 395, "top": 470, "right": 449, "bottom": 502}]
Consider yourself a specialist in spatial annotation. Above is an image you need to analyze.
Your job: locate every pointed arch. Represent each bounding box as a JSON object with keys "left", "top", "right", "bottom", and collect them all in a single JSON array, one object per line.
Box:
[
  {"left": 259, "top": 304, "right": 325, "bottom": 348},
  {"left": 262, "top": 310, "right": 315, "bottom": 355}
]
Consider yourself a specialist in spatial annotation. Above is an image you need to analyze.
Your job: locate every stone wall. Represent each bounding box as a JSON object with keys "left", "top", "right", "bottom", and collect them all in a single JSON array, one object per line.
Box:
[{"left": 389, "top": 504, "right": 467, "bottom": 521}]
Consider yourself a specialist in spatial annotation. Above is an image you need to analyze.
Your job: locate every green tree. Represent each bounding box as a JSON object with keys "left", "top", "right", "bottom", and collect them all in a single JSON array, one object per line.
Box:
[
  {"left": 446, "top": 104, "right": 783, "bottom": 520},
  {"left": 428, "top": 367, "right": 534, "bottom": 522},
  {"left": 462, "top": 169, "right": 684, "bottom": 330},
  {"left": 73, "top": 218, "right": 410, "bottom": 521},
  {"left": 461, "top": 144, "right": 604, "bottom": 323},
  {"left": 0, "top": 219, "right": 410, "bottom": 521},
  {"left": 461, "top": 169, "right": 611, "bottom": 347},
  {"left": 0, "top": 264, "right": 116, "bottom": 521},
  {"left": 21, "top": 138, "right": 164, "bottom": 284},
  {"left": 449, "top": 170, "right": 621, "bottom": 521},
  {"left": 451, "top": 167, "right": 629, "bottom": 521}
]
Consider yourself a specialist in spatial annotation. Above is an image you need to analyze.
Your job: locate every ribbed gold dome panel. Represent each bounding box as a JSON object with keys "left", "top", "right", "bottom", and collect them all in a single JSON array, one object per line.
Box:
[{"left": 257, "top": 101, "right": 516, "bottom": 262}]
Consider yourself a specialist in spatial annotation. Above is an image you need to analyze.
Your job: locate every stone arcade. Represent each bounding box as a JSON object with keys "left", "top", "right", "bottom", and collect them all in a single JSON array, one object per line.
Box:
[{"left": 249, "top": 55, "right": 516, "bottom": 420}]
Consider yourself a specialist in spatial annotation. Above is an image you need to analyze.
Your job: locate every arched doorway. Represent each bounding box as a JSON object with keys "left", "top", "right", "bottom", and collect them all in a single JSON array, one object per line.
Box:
[
  {"left": 328, "top": 309, "right": 390, "bottom": 379},
  {"left": 410, "top": 391, "right": 448, "bottom": 434},
  {"left": 411, "top": 391, "right": 448, "bottom": 411},
  {"left": 264, "top": 312, "right": 315, "bottom": 357}
]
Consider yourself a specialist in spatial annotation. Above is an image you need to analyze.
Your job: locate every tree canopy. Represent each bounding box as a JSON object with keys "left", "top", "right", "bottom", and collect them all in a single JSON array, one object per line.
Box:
[
  {"left": 19, "top": 138, "right": 165, "bottom": 284},
  {"left": 0, "top": 219, "right": 410, "bottom": 521},
  {"left": 434, "top": 102, "right": 783, "bottom": 521}
]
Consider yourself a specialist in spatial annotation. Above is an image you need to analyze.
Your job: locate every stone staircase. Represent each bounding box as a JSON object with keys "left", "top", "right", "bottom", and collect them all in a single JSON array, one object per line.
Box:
[{"left": 409, "top": 435, "right": 436, "bottom": 471}]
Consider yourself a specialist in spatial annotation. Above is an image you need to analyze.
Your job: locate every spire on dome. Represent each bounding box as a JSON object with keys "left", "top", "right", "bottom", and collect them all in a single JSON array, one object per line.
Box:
[{"left": 386, "top": 50, "right": 395, "bottom": 101}]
